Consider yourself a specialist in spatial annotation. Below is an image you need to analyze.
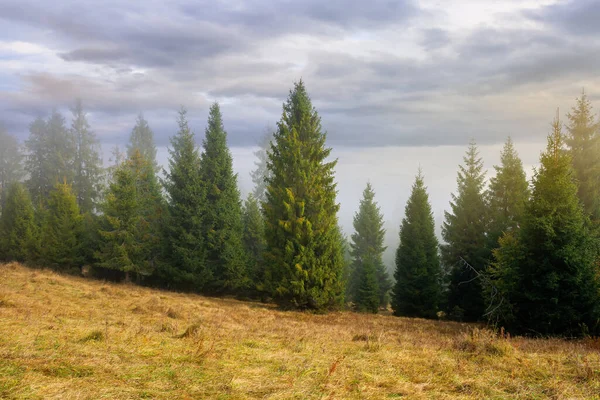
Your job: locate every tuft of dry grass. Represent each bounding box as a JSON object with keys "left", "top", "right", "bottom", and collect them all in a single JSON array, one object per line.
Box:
[
  {"left": 453, "top": 327, "right": 514, "bottom": 357},
  {"left": 79, "top": 330, "right": 105, "bottom": 343},
  {"left": 1, "top": 262, "right": 599, "bottom": 399}
]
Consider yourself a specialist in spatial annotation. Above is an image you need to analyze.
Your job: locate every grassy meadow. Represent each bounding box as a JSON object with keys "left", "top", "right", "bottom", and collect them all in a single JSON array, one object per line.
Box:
[{"left": 0, "top": 262, "right": 599, "bottom": 399}]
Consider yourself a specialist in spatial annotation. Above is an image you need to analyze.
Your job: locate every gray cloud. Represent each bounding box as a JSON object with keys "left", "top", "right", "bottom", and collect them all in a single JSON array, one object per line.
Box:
[
  {"left": 0, "top": 0, "right": 598, "bottom": 150},
  {"left": 527, "top": 0, "right": 600, "bottom": 36},
  {"left": 1, "top": 0, "right": 416, "bottom": 69},
  {"left": 420, "top": 28, "right": 451, "bottom": 50}
]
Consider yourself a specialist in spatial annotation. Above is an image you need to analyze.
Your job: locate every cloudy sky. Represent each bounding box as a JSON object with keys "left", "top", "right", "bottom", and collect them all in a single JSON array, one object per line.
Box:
[{"left": 1, "top": 0, "right": 599, "bottom": 267}]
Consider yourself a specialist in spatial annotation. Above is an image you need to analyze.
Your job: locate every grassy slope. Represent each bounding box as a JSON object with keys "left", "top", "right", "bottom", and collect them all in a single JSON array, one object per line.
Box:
[{"left": 0, "top": 263, "right": 599, "bottom": 399}]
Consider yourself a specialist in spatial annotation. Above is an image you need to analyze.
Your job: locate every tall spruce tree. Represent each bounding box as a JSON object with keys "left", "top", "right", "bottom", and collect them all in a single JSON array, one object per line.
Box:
[
  {"left": 492, "top": 114, "right": 600, "bottom": 336},
  {"left": 161, "top": 108, "right": 209, "bottom": 290},
  {"left": 25, "top": 111, "right": 75, "bottom": 205},
  {"left": 130, "top": 150, "right": 164, "bottom": 280},
  {"left": 0, "top": 182, "right": 37, "bottom": 262},
  {"left": 487, "top": 137, "right": 529, "bottom": 249},
  {"left": 263, "top": 80, "right": 344, "bottom": 310},
  {"left": 128, "top": 114, "right": 158, "bottom": 170},
  {"left": 24, "top": 117, "right": 48, "bottom": 205},
  {"left": 199, "top": 103, "right": 247, "bottom": 293},
  {"left": 97, "top": 160, "right": 138, "bottom": 280},
  {"left": 393, "top": 171, "right": 442, "bottom": 319},
  {"left": 565, "top": 90, "right": 600, "bottom": 224},
  {"left": 348, "top": 182, "right": 391, "bottom": 309},
  {"left": 40, "top": 182, "right": 83, "bottom": 272},
  {"left": 0, "top": 127, "right": 25, "bottom": 209},
  {"left": 70, "top": 99, "right": 103, "bottom": 214},
  {"left": 242, "top": 193, "right": 266, "bottom": 293},
  {"left": 441, "top": 140, "right": 489, "bottom": 321},
  {"left": 97, "top": 151, "right": 163, "bottom": 282}
]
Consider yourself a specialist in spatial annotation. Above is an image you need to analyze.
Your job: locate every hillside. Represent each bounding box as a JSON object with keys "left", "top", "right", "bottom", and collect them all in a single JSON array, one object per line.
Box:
[{"left": 0, "top": 263, "right": 599, "bottom": 399}]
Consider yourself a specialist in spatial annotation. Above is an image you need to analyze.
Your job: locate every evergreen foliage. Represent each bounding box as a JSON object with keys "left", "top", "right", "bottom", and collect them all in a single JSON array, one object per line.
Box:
[
  {"left": 340, "top": 230, "right": 353, "bottom": 302},
  {"left": 70, "top": 99, "right": 103, "bottom": 214},
  {"left": 40, "top": 182, "right": 83, "bottom": 272},
  {"left": 25, "top": 111, "right": 75, "bottom": 205},
  {"left": 441, "top": 140, "right": 489, "bottom": 321},
  {"left": 486, "top": 137, "right": 529, "bottom": 249},
  {"left": 565, "top": 90, "right": 600, "bottom": 223},
  {"left": 263, "top": 80, "right": 344, "bottom": 310},
  {"left": 97, "top": 151, "right": 163, "bottom": 282},
  {"left": 127, "top": 114, "right": 158, "bottom": 170},
  {"left": 250, "top": 129, "right": 274, "bottom": 204},
  {"left": 199, "top": 103, "right": 247, "bottom": 293},
  {"left": 0, "top": 182, "right": 37, "bottom": 262},
  {"left": 355, "top": 259, "right": 380, "bottom": 313},
  {"left": 393, "top": 171, "right": 442, "bottom": 319},
  {"left": 348, "top": 183, "right": 391, "bottom": 309},
  {"left": 161, "top": 108, "right": 209, "bottom": 290},
  {"left": 0, "top": 127, "right": 25, "bottom": 209},
  {"left": 80, "top": 212, "right": 101, "bottom": 267},
  {"left": 490, "top": 114, "right": 600, "bottom": 336},
  {"left": 242, "top": 193, "right": 266, "bottom": 293}
]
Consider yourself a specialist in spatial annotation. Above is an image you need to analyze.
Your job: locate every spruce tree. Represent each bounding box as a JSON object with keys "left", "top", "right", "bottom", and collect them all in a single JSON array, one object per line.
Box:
[
  {"left": 0, "top": 127, "right": 25, "bottom": 209},
  {"left": 565, "top": 90, "right": 600, "bottom": 223},
  {"left": 263, "top": 80, "right": 344, "bottom": 310},
  {"left": 40, "top": 182, "right": 83, "bottom": 272},
  {"left": 47, "top": 110, "right": 75, "bottom": 185},
  {"left": 127, "top": 114, "right": 158, "bottom": 171},
  {"left": 242, "top": 193, "right": 266, "bottom": 293},
  {"left": 348, "top": 183, "right": 391, "bottom": 309},
  {"left": 25, "top": 111, "right": 75, "bottom": 205},
  {"left": 0, "top": 182, "right": 37, "bottom": 262},
  {"left": 355, "top": 259, "right": 380, "bottom": 313},
  {"left": 441, "top": 140, "right": 489, "bottom": 321},
  {"left": 199, "top": 103, "right": 247, "bottom": 293},
  {"left": 97, "top": 161, "right": 138, "bottom": 280},
  {"left": 97, "top": 151, "right": 163, "bottom": 282},
  {"left": 161, "top": 108, "right": 209, "bottom": 290},
  {"left": 393, "top": 171, "right": 442, "bottom": 319},
  {"left": 24, "top": 117, "right": 48, "bottom": 205},
  {"left": 130, "top": 150, "right": 164, "bottom": 280},
  {"left": 80, "top": 212, "right": 101, "bottom": 268},
  {"left": 487, "top": 137, "right": 529, "bottom": 249},
  {"left": 70, "top": 99, "right": 103, "bottom": 214},
  {"left": 496, "top": 114, "right": 600, "bottom": 336}
]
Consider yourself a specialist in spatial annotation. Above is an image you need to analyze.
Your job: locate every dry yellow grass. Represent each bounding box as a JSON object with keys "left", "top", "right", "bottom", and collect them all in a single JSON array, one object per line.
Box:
[{"left": 1, "top": 262, "right": 599, "bottom": 399}]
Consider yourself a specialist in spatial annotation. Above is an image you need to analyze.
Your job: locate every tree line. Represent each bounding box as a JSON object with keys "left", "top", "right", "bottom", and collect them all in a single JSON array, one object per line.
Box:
[{"left": 0, "top": 83, "right": 599, "bottom": 337}]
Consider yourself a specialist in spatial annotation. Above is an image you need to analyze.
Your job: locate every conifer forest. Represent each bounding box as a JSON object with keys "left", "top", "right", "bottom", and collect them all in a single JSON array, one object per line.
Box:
[{"left": 2, "top": 81, "right": 600, "bottom": 339}]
